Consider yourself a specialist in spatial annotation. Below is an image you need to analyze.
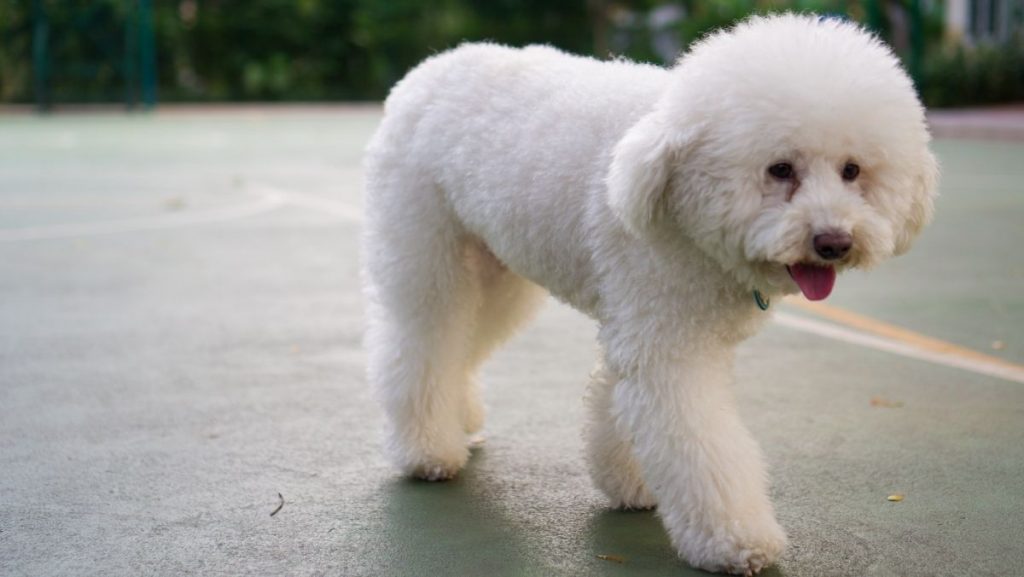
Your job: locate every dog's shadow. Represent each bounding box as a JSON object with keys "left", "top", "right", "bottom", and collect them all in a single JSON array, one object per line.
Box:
[
  {"left": 379, "top": 449, "right": 786, "bottom": 576},
  {"left": 585, "top": 509, "right": 786, "bottom": 576},
  {"left": 379, "top": 448, "right": 539, "bottom": 576}
]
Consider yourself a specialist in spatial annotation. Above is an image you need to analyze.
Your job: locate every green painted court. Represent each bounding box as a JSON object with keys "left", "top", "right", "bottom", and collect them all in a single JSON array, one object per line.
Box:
[{"left": 1, "top": 108, "right": 1022, "bottom": 576}]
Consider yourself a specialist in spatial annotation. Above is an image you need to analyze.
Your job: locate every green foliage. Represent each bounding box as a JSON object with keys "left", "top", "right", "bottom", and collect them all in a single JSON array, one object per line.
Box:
[
  {"left": 149, "top": 0, "right": 597, "bottom": 101},
  {"left": 0, "top": 0, "right": 32, "bottom": 101},
  {"left": 3, "top": 0, "right": 149, "bottom": 104},
  {"left": 920, "top": 37, "right": 1024, "bottom": 107},
  {"left": 3, "top": 0, "right": 1023, "bottom": 106}
]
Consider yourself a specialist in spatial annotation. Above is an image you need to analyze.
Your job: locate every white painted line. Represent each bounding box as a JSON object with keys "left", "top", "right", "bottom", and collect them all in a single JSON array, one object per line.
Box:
[
  {"left": 775, "top": 311, "right": 1024, "bottom": 384},
  {"left": 251, "top": 184, "right": 363, "bottom": 222},
  {"left": 0, "top": 191, "right": 286, "bottom": 242},
  {"left": 0, "top": 184, "right": 364, "bottom": 243}
]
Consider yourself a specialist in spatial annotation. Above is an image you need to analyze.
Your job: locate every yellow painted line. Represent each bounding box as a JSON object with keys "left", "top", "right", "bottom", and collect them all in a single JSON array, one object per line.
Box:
[{"left": 781, "top": 296, "right": 1024, "bottom": 383}]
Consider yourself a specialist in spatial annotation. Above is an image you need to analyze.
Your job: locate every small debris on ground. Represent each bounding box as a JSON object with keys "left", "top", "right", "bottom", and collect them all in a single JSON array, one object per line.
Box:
[
  {"left": 870, "top": 396, "right": 904, "bottom": 408},
  {"left": 596, "top": 554, "right": 626, "bottom": 564},
  {"left": 163, "top": 197, "right": 187, "bottom": 211},
  {"left": 270, "top": 492, "right": 285, "bottom": 517},
  {"left": 991, "top": 340, "right": 1006, "bottom": 350},
  {"left": 887, "top": 494, "right": 904, "bottom": 502}
]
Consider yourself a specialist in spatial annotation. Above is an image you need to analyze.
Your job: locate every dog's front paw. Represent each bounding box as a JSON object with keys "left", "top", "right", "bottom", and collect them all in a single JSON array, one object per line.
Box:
[
  {"left": 615, "top": 485, "right": 657, "bottom": 511},
  {"left": 674, "top": 513, "right": 787, "bottom": 576},
  {"left": 594, "top": 465, "right": 657, "bottom": 510}
]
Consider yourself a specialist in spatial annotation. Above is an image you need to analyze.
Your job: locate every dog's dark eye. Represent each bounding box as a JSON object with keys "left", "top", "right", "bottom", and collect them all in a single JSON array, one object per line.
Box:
[
  {"left": 842, "top": 162, "right": 860, "bottom": 181},
  {"left": 768, "top": 163, "right": 794, "bottom": 180}
]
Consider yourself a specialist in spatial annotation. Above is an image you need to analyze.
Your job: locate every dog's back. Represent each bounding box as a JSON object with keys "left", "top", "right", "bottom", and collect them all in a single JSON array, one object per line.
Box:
[
  {"left": 365, "top": 44, "right": 668, "bottom": 302},
  {"left": 370, "top": 42, "right": 669, "bottom": 192}
]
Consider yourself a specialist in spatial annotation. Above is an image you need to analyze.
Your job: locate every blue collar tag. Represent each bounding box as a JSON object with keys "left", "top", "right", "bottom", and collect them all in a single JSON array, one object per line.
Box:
[{"left": 753, "top": 289, "right": 770, "bottom": 311}]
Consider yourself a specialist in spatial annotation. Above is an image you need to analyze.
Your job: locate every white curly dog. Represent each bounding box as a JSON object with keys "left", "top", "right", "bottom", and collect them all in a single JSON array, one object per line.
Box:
[{"left": 362, "top": 13, "right": 937, "bottom": 575}]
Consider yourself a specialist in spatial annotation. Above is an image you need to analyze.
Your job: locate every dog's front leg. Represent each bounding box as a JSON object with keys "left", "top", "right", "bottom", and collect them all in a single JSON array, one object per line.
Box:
[
  {"left": 585, "top": 361, "right": 657, "bottom": 510},
  {"left": 603, "top": 342, "right": 786, "bottom": 576}
]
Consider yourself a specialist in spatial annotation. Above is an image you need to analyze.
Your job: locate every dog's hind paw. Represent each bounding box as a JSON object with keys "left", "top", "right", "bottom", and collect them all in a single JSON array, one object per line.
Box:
[
  {"left": 389, "top": 431, "right": 469, "bottom": 482},
  {"left": 404, "top": 449, "right": 467, "bottom": 481},
  {"left": 412, "top": 461, "right": 462, "bottom": 482}
]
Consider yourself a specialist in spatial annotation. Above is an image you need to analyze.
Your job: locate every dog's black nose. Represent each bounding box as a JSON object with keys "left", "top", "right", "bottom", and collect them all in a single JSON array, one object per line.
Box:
[{"left": 813, "top": 231, "right": 852, "bottom": 260}]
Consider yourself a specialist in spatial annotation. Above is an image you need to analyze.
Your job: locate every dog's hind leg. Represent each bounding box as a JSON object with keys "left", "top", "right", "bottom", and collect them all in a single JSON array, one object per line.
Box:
[
  {"left": 584, "top": 360, "right": 657, "bottom": 509},
  {"left": 363, "top": 171, "right": 487, "bottom": 481},
  {"left": 460, "top": 244, "right": 546, "bottom": 437}
]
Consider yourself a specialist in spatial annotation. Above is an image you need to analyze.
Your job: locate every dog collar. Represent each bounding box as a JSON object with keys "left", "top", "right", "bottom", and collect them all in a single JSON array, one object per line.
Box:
[{"left": 753, "top": 289, "right": 770, "bottom": 311}]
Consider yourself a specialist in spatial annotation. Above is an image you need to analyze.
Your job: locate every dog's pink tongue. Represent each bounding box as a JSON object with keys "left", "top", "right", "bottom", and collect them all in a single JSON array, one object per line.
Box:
[{"left": 788, "top": 264, "right": 836, "bottom": 301}]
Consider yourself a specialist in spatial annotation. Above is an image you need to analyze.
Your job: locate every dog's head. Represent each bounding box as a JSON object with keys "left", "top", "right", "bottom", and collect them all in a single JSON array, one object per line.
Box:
[{"left": 606, "top": 14, "right": 938, "bottom": 300}]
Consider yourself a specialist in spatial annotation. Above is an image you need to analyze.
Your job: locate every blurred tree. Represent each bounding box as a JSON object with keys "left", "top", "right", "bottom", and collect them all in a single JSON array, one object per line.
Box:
[
  {"left": 3, "top": 0, "right": 1022, "bottom": 107},
  {"left": 0, "top": 0, "right": 32, "bottom": 102}
]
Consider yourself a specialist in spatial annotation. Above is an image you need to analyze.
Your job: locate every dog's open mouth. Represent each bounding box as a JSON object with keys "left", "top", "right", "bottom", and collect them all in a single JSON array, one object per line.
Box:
[{"left": 787, "top": 263, "right": 836, "bottom": 301}]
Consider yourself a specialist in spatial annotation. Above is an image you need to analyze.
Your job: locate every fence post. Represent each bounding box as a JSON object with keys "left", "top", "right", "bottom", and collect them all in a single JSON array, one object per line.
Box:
[
  {"left": 864, "top": 0, "right": 885, "bottom": 34},
  {"left": 908, "top": 0, "right": 924, "bottom": 88},
  {"left": 138, "top": 0, "right": 157, "bottom": 108},
  {"left": 32, "top": 0, "right": 50, "bottom": 111},
  {"left": 124, "top": 2, "right": 138, "bottom": 108}
]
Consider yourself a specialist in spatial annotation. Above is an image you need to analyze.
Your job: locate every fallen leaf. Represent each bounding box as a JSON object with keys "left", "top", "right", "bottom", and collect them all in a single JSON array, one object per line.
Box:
[
  {"left": 870, "top": 396, "right": 904, "bottom": 408},
  {"left": 597, "top": 554, "right": 626, "bottom": 564},
  {"left": 164, "top": 197, "right": 186, "bottom": 211}
]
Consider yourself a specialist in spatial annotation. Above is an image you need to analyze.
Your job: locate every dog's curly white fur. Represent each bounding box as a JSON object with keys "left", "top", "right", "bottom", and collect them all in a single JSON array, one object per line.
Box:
[{"left": 362, "top": 14, "right": 937, "bottom": 575}]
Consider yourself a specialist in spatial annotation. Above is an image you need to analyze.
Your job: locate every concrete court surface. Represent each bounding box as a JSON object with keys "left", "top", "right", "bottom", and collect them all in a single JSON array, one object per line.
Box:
[{"left": 1, "top": 107, "right": 1023, "bottom": 577}]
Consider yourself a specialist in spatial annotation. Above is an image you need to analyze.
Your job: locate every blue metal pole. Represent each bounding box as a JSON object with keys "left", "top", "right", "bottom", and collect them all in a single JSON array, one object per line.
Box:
[
  {"left": 908, "top": 0, "right": 924, "bottom": 88},
  {"left": 124, "top": 1, "right": 138, "bottom": 108},
  {"left": 32, "top": 0, "right": 50, "bottom": 111},
  {"left": 138, "top": 0, "right": 157, "bottom": 108}
]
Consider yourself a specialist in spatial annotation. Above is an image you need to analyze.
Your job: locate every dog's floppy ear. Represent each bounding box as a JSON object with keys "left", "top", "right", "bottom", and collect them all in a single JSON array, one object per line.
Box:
[
  {"left": 606, "top": 112, "right": 680, "bottom": 237},
  {"left": 892, "top": 149, "right": 939, "bottom": 255}
]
